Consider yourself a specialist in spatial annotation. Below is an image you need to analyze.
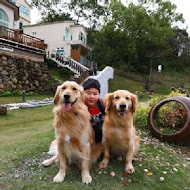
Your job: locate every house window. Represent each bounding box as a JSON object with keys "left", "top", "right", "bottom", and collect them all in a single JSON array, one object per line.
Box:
[
  {"left": 19, "top": 4, "right": 29, "bottom": 16},
  {"left": 79, "top": 32, "right": 85, "bottom": 43},
  {"left": 0, "top": 9, "right": 9, "bottom": 27},
  {"left": 32, "top": 32, "right": 37, "bottom": 36},
  {"left": 19, "top": 21, "right": 23, "bottom": 29},
  {"left": 65, "top": 27, "right": 69, "bottom": 40}
]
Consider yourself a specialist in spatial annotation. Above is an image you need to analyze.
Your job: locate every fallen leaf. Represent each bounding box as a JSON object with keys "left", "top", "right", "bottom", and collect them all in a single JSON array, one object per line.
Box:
[
  {"left": 147, "top": 172, "right": 153, "bottom": 176},
  {"left": 135, "top": 178, "right": 140, "bottom": 182},
  {"left": 123, "top": 181, "right": 129, "bottom": 186},
  {"left": 124, "top": 172, "right": 128, "bottom": 177}
]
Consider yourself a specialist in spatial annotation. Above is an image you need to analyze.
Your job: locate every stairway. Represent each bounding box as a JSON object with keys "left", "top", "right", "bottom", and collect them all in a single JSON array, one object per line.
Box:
[{"left": 49, "top": 54, "right": 90, "bottom": 78}]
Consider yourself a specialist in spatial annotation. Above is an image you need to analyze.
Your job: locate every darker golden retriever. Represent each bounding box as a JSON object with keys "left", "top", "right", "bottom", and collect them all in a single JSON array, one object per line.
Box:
[
  {"left": 98, "top": 90, "right": 139, "bottom": 174},
  {"left": 43, "top": 81, "right": 101, "bottom": 184}
]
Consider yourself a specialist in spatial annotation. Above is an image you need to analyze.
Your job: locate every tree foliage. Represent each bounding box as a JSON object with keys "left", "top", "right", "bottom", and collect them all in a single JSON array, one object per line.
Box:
[
  {"left": 30, "top": 0, "right": 190, "bottom": 72},
  {"left": 30, "top": 0, "right": 108, "bottom": 28},
  {"left": 88, "top": 0, "right": 187, "bottom": 72}
]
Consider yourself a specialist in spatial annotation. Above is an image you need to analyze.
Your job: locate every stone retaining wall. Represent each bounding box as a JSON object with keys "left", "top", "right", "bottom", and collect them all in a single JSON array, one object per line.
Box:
[{"left": 0, "top": 53, "right": 58, "bottom": 94}]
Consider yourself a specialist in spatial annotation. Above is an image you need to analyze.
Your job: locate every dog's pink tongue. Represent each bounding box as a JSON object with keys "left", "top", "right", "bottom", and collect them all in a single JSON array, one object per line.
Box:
[{"left": 62, "top": 103, "right": 71, "bottom": 111}]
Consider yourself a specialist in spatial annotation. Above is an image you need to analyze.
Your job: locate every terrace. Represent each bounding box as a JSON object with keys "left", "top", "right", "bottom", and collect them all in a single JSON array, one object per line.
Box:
[{"left": 0, "top": 26, "right": 45, "bottom": 61}]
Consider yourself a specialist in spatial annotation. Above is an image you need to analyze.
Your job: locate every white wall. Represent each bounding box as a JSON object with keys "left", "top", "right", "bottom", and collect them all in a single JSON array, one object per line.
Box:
[
  {"left": 70, "top": 25, "right": 87, "bottom": 43},
  {"left": 15, "top": 0, "right": 31, "bottom": 28}
]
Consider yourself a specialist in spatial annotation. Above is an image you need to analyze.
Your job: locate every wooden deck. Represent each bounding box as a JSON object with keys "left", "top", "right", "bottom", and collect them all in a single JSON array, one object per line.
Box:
[{"left": 0, "top": 26, "right": 45, "bottom": 50}]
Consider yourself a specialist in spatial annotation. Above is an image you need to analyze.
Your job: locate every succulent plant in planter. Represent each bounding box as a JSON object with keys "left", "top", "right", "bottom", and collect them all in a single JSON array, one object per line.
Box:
[{"left": 153, "top": 101, "right": 187, "bottom": 135}]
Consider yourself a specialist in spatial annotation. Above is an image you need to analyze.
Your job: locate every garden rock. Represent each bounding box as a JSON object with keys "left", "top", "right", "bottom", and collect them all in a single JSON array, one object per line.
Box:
[{"left": 0, "top": 105, "right": 7, "bottom": 115}]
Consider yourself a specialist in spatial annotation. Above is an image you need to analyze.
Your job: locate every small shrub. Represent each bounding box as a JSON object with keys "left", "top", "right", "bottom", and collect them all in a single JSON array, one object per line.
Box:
[
  {"left": 59, "top": 67, "right": 74, "bottom": 77},
  {"left": 135, "top": 106, "right": 151, "bottom": 131}
]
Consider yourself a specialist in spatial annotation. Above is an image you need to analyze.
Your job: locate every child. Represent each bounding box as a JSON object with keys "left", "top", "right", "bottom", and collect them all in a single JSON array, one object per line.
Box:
[{"left": 83, "top": 78, "right": 105, "bottom": 143}]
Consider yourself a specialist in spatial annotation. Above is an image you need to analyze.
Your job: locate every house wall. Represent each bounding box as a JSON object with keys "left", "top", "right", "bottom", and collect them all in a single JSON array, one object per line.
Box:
[
  {"left": 0, "top": 4, "right": 14, "bottom": 29},
  {"left": 15, "top": 0, "right": 31, "bottom": 28},
  {"left": 71, "top": 45, "right": 81, "bottom": 63},
  {"left": 70, "top": 26, "right": 87, "bottom": 43}
]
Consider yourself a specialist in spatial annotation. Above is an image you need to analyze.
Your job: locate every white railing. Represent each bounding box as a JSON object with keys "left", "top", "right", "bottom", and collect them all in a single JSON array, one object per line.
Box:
[{"left": 49, "top": 54, "right": 89, "bottom": 77}]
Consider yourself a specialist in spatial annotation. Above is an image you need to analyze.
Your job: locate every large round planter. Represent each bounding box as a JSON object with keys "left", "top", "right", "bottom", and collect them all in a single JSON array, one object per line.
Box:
[{"left": 148, "top": 96, "right": 190, "bottom": 145}]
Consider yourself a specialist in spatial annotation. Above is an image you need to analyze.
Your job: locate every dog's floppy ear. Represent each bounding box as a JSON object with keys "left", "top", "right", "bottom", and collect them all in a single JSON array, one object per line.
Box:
[
  {"left": 53, "top": 85, "right": 61, "bottom": 105},
  {"left": 131, "top": 93, "right": 138, "bottom": 113},
  {"left": 78, "top": 85, "right": 84, "bottom": 101},
  {"left": 105, "top": 93, "right": 114, "bottom": 113}
]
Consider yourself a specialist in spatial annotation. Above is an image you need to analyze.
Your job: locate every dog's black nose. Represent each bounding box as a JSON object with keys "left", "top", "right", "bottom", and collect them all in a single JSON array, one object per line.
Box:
[
  {"left": 64, "top": 94, "right": 70, "bottom": 100},
  {"left": 120, "top": 104, "right": 126, "bottom": 109}
]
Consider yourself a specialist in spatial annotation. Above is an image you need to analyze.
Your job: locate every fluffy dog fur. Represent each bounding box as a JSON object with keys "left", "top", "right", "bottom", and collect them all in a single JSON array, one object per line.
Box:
[
  {"left": 98, "top": 90, "right": 139, "bottom": 174},
  {"left": 43, "top": 81, "right": 101, "bottom": 184}
]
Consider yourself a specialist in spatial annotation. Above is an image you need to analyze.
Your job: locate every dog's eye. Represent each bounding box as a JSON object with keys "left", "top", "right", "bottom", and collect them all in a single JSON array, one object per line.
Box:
[
  {"left": 126, "top": 97, "right": 129, "bottom": 100},
  {"left": 115, "top": 96, "right": 119, "bottom": 99},
  {"left": 62, "top": 87, "right": 66, "bottom": 90},
  {"left": 73, "top": 87, "right": 77, "bottom": 91}
]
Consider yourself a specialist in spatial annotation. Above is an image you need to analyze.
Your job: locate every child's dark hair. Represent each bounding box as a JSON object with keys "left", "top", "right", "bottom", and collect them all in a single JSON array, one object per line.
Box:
[{"left": 82, "top": 78, "right": 100, "bottom": 93}]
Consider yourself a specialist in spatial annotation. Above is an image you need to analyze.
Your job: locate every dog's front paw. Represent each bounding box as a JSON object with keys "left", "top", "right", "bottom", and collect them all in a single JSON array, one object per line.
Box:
[
  {"left": 42, "top": 159, "right": 51, "bottom": 167},
  {"left": 53, "top": 173, "right": 65, "bottom": 183},
  {"left": 82, "top": 173, "right": 92, "bottom": 184},
  {"left": 125, "top": 164, "right": 135, "bottom": 174},
  {"left": 98, "top": 160, "right": 108, "bottom": 168}
]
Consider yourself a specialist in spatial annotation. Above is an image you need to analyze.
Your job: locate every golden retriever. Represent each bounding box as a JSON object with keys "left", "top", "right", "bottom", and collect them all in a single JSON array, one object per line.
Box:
[
  {"left": 98, "top": 90, "right": 139, "bottom": 174},
  {"left": 43, "top": 81, "right": 101, "bottom": 184}
]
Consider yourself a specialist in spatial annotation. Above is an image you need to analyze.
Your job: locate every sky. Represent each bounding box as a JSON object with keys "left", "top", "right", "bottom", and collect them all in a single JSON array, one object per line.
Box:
[{"left": 31, "top": 0, "right": 190, "bottom": 34}]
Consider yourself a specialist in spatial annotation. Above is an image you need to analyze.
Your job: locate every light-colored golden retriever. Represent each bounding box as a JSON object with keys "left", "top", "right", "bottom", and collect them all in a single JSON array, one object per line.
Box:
[
  {"left": 43, "top": 81, "right": 101, "bottom": 184},
  {"left": 98, "top": 90, "right": 139, "bottom": 174}
]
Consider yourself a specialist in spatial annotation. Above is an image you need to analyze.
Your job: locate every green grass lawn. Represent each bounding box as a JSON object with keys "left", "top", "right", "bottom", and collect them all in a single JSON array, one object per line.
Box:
[
  {"left": 1, "top": 68, "right": 190, "bottom": 189},
  {"left": 0, "top": 105, "right": 190, "bottom": 190}
]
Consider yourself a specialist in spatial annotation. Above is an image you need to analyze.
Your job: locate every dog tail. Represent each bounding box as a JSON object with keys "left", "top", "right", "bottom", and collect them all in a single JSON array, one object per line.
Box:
[{"left": 90, "top": 143, "right": 103, "bottom": 164}]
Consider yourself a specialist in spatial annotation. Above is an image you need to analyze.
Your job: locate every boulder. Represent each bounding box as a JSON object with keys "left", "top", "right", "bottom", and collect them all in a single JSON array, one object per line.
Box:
[{"left": 0, "top": 106, "right": 7, "bottom": 115}]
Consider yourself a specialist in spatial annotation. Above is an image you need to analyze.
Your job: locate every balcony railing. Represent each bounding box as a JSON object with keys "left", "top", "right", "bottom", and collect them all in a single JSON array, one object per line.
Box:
[
  {"left": 66, "top": 40, "right": 90, "bottom": 50},
  {"left": 0, "top": 26, "right": 45, "bottom": 50}
]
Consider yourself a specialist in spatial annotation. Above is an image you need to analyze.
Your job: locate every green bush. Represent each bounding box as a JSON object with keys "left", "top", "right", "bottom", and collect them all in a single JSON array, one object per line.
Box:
[
  {"left": 149, "top": 89, "right": 187, "bottom": 107},
  {"left": 134, "top": 106, "right": 151, "bottom": 131},
  {"left": 59, "top": 67, "right": 74, "bottom": 77},
  {"left": 45, "top": 58, "right": 57, "bottom": 68}
]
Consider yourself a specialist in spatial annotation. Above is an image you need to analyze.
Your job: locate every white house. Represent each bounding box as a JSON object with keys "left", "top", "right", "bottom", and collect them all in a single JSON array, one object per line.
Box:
[
  {"left": 0, "top": 1, "right": 44, "bottom": 61},
  {"left": 23, "top": 21, "right": 90, "bottom": 65},
  {"left": 0, "top": 0, "right": 31, "bottom": 29}
]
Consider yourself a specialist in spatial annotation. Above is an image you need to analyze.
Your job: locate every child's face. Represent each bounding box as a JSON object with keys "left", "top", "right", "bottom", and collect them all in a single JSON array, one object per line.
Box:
[{"left": 84, "top": 88, "right": 100, "bottom": 109}]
